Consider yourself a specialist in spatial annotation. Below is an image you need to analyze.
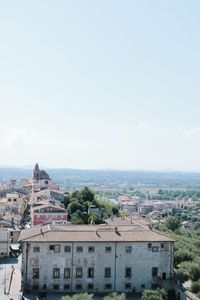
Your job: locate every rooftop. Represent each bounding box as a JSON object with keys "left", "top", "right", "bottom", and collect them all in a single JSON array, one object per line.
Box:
[{"left": 19, "top": 223, "right": 174, "bottom": 243}]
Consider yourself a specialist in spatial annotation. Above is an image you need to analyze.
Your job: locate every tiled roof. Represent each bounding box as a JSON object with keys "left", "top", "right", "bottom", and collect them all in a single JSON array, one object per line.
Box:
[
  {"left": 32, "top": 204, "right": 65, "bottom": 212},
  {"left": 19, "top": 224, "right": 174, "bottom": 243}
]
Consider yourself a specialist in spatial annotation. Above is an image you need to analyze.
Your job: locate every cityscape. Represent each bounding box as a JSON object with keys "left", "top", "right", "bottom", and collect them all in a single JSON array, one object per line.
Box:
[{"left": 0, "top": 164, "right": 200, "bottom": 299}]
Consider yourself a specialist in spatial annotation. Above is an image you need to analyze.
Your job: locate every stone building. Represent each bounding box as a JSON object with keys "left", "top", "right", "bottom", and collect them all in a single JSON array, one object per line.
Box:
[{"left": 19, "top": 223, "right": 174, "bottom": 294}]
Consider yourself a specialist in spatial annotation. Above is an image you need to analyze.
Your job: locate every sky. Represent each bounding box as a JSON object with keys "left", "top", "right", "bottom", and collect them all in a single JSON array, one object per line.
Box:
[{"left": 0, "top": 1, "right": 200, "bottom": 170}]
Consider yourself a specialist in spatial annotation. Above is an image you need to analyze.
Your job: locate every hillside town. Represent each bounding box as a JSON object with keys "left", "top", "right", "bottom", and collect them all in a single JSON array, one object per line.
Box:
[{"left": 0, "top": 164, "right": 200, "bottom": 300}]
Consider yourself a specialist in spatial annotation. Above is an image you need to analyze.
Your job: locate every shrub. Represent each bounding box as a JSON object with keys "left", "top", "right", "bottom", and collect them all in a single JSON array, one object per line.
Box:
[
  {"left": 191, "top": 280, "right": 200, "bottom": 294},
  {"left": 142, "top": 289, "right": 167, "bottom": 300}
]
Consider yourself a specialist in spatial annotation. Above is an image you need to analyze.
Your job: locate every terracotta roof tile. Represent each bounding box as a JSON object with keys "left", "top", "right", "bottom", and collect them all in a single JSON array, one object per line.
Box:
[{"left": 19, "top": 224, "right": 174, "bottom": 243}]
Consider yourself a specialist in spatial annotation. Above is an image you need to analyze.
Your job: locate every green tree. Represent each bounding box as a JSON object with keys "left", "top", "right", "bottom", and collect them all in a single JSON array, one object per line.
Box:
[
  {"left": 104, "top": 292, "right": 125, "bottom": 300},
  {"left": 80, "top": 187, "right": 95, "bottom": 203},
  {"left": 190, "top": 263, "right": 200, "bottom": 281},
  {"left": 191, "top": 280, "right": 200, "bottom": 294},
  {"left": 166, "top": 216, "right": 181, "bottom": 231},
  {"left": 67, "top": 201, "right": 84, "bottom": 215},
  {"left": 175, "top": 268, "right": 190, "bottom": 282},
  {"left": 62, "top": 195, "right": 71, "bottom": 209},
  {"left": 71, "top": 191, "right": 82, "bottom": 203},
  {"left": 88, "top": 213, "right": 102, "bottom": 225},
  {"left": 61, "top": 293, "right": 93, "bottom": 300},
  {"left": 142, "top": 289, "right": 167, "bottom": 300}
]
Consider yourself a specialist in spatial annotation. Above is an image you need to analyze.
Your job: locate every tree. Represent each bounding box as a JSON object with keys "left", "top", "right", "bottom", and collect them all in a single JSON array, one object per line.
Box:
[
  {"left": 80, "top": 187, "right": 95, "bottom": 203},
  {"left": 190, "top": 263, "right": 200, "bottom": 281},
  {"left": 191, "top": 280, "right": 200, "bottom": 294},
  {"left": 67, "top": 201, "right": 84, "bottom": 215},
  {"left": 175, "top": 268, "right": 190, "bottom": 282},
  {"left": 88, "top": 213, "right": 102, "bottom": 225},
  {"left": 71, "top": 191, "right": 82, "bottom": 203},
  {"left": 104, "top": 292, "right": 125, "bottom": 300},
  {"left": 142, "top": 289, "right": 167, "bottom": 300},
  {"left": 62, "top": 195, "right": 71, "bottom": 209},
  {"left": 61, "top": 293, "right": 93, "bottom": 300},
  {"left": 166, "top": 216, "right": 181, "bottom": 231},
  {"left": 97, "top": 198, "right": 119, "bottom": 217}
]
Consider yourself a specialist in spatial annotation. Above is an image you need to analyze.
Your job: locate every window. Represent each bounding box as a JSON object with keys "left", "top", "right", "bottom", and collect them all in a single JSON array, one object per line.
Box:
[
  {"left": 64, "top": 268, "right": 70, "bottom": 278},
  {"left": 88, "top": 246, "right": 95, "bottom": 253},
  {"left": 141, "top": 284, "right": 146, "bottom": 288},
  {"left": 104, "top": 267, "right": 111, "bottom": 278},
  {"left": 43, "top": 284, "right": 47, "bottom": 290},
  {"left": 88, "top": 268, "right": 94, "bottom": 278},
  {"left": 87, "top": 283, "right": 94, "bottom": 290},
  {"left": 125, "top": 283, "right": 131, "bottom": 289},
  {"left": 64, "top": 246, "right": 71, "bottom": 252},
  {"left": 125, "top": 246, "right": 132, "bottom": 253},
  {"left": 53, "top": 268, "right": 60, "bottom": 278},
  {"left": 125, "top": 267, "right": 132, "bottom": 278},
  {"left": 76, "top": 267, "right": 82, "bottom": 278},
  {"left": 152, "top": 267, "right": 158, "bottom": 277},
  {"left": 76, "top": 284, "right": 82, "bottom": 290},
  {"left": 105, "top": 284, "right": 112, "bottom": 289},
  {"left": 148, "top": 243, "right": 152, "bottom": 250},
  {"left": 53, "top": 284, "right": 59, "bottom": 290},
  {"left": 105, "top": 246, "right": 112, "bottom": 253},
  {"left": 32, "top": 268, "right": 39, "bottom": 279},
  {"left": 152, "top": 246, "right": 159, "bottom": 252},
  {"left": 13, "top": 199, "right": 17, "bottom": 202},
  {"left": 76, "top": 246, "right": 83, "bottom": 253},
  {"left": 162, "top": 272, "right": 166, "bottom": 280},
  {"left": 49, "top": 244, "right": 60, "bottom": 252},
  {"left": 54, "top": 245, "right": 60, "bottom": 252},
  {"left": 64, "top": 284, "right": 70, "bottom": 290},
  {"left": 33, "top": 247, "right": 40, "bottom": 253},
  {"left": 161, "top": 243, "right": 168, "bottom": 251}
]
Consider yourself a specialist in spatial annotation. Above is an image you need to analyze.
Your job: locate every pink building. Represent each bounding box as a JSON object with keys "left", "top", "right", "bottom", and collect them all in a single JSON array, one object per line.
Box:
[{"left": 31, "top": 204, "right": 68, "bottom": 226}]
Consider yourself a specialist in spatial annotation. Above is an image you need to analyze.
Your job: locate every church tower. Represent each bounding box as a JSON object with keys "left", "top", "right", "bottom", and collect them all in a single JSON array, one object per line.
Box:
[{"left": 33, "top": 163, "right": 40, "bottom": 180}]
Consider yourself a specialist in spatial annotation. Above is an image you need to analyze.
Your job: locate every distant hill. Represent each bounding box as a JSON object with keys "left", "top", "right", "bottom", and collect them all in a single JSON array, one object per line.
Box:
[{"left": 0, "top": 167, "right": 200, "bottom": 189}]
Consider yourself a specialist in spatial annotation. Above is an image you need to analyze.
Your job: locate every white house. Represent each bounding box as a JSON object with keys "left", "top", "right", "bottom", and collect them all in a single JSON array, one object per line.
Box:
[{"left": 19, "top": 223, "right": 174, "bottom": 294}]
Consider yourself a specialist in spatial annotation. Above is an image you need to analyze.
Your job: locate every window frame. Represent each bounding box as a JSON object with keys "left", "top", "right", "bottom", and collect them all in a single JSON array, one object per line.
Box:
[
  {"left": 152, "top": 246, "right": 159, "bottom": 252},
  {"left": 64, "top": 268, "right": 70, "bottom": 278},
  {"left": 76, "top": 246, "right": 83, "bottom": 253},
  {"left": 33, "top": 246, "right": 40, "bottom": 253},
  {"left": 104, "top": 267, "right": 111, "bottom": 278},
  {"left": 64, "top": 246, "right": 71, "bottom": 253},
  {"left": 53, "top": 268, "right": 60, "bottom": 279},
  {"left": 125, "top": 267, "right": 132, "bottom": 278},
  {"left": 32, "top": 268, "right": 39, "bottom": 279},
  {"left": 88, "top": 267, "right": 94, "bottom": 278},
  {"left": 76, "top": 267, "right": 83, "bottom": 278},
  {"left": 105, "top": 246, "right": 112, "bottom": 253},
  {"left": 152, "top": 267, "right": 158, "bottom": 277},
  {"left": 88, "top": 246, "right": 95, "bottom": 253},
  {"left": 125, "top": 246, "right": 132, "bottom": 253}
]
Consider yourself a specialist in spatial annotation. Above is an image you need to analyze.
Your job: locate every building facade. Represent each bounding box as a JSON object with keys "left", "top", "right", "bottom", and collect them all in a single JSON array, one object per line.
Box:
[
  {"left": 31, "top": 204, "right": 68, "bottom": 226},
  {"left": 19, "top": 224, "right": 174, "bottom": 294}
]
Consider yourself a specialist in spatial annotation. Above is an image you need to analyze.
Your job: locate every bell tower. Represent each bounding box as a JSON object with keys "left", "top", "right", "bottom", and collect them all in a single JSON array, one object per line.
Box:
[{"left": 33, "top": 163, "right": 40, "bottom": 180}]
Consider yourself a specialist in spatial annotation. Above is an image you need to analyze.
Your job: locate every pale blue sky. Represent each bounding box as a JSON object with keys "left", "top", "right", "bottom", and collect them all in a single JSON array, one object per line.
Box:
[{"left": 0, "top": 1, "right": 200, "bottom": 170}]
